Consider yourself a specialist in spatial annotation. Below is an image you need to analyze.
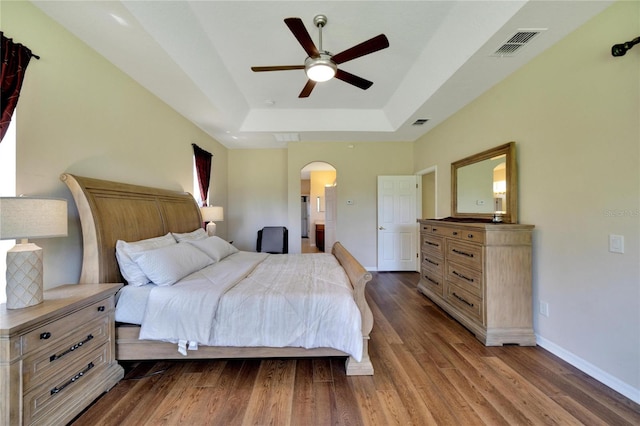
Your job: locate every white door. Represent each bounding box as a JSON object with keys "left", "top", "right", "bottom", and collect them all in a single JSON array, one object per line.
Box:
[
  {"left": 377, "top": 176, "right": 418, "bottom": 271},
  {"left": 324, "top": 186, "right": 337, "bottom": 252}
]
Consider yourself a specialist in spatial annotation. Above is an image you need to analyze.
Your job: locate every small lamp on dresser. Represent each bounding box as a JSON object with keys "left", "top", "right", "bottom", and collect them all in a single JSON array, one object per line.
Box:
[
  {"left": 200, "top": 206, "right": 224, "bottom": 237},
  {"left": 0, "top": 197, "right": 68, "bottom": 309}
]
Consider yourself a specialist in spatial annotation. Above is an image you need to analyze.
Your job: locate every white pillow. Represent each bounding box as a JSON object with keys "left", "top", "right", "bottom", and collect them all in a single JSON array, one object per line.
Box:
[
  {"left": 172, "top": 228, "right": 208, "bottom": 242},
  {"left": 115, "top": 233, "right": 176, "bottom": 286},
  {"left": 130, "top": 243, "right": 214, "bottom": 286},
  {"left": 185, "top": 236, "right": 239, "bottom": 262}
]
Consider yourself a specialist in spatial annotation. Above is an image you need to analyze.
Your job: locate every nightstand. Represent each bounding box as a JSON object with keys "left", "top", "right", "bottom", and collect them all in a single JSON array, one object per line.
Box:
[{"left": 0, "top": 284, "right": 124, "bottom": 425}]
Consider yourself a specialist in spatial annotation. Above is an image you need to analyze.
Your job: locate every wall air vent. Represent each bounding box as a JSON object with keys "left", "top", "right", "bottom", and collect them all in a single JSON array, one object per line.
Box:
[
  {"left": 412, "top": 119, "right": 429, "bottom": 126},
  {"left": 492, "top": 29, "right": 545, "bottom": 57}
]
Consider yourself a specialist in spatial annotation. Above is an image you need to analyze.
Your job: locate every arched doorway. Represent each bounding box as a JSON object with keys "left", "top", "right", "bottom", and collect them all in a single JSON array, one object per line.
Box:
[{"left": 300, "top": 162, "right": 336, "bottom": 253}]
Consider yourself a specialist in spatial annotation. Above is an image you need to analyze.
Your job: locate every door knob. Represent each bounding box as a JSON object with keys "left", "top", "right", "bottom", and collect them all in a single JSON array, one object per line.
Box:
[{"left": 378, "top": 226, "right": 385, "bottom": 230}]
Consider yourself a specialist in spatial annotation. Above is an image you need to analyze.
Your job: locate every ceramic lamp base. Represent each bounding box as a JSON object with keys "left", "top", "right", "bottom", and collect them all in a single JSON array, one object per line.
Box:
[
  {"left": 6, "top": 243, "right": 44, "bottom": 309},
  {"left": 206, "top": 221, "right": 217, "bottom": 237}
]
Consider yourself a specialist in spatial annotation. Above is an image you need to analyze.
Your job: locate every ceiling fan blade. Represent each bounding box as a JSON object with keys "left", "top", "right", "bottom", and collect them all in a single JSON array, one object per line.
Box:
[
  {"left": 251, "top": 65, "right": 305, "bottom": 72},
  {"left": 332, "top": 34, "right": 389, "bottom": 64},
  {"left": 299, "top": 80, "right": 316, "bottom": 98},
  {"left": 284, "top": 17, "right": 319, "bottom": 58},
  {"left": 335, "top": 69, "right": 373, "bottom": 90}
]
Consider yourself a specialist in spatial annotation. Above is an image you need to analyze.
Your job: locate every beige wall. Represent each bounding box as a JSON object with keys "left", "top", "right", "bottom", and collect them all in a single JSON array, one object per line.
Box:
[
  {"left": 2, "top": 1, "right": 227, "bottom": 287},
  {"left": 414, "top": 1, "right": 639, "bottom": 397},
  {"left": 227, "top": 149, "right": 288, "bottom": 251}
]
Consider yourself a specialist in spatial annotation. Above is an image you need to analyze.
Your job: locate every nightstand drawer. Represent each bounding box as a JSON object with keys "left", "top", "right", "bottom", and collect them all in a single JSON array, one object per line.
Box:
[
  {"left": 22, "top": 297, "right": 113, "bottom": 356},
  {"left": 23, "top": 343, "right": 110, "bottom": 425},
  {"left": 22, "top": 316, "right": 110, "bottom": 392}
]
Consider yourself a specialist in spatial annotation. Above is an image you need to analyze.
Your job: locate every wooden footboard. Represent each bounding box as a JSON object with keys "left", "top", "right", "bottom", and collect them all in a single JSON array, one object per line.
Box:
[
  {"left": 61, "top": 173, "right": 374, "bottom": 375},
  {"left": 332, "top": 242, "right": 374, "bottom": 375}
]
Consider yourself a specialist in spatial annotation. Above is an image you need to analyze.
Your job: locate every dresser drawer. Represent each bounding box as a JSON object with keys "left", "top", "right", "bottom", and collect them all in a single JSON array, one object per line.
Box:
[
  {"left": 421, "top": 234, "right": 444, "bottom": 255},
  {"left": 447, "top": 261, "right": 483, "bottom": 297},
  {"left": 447, "top": 240, "right": 483, "bottom": 270},
  {"left": 420, "top": 270, "right": 444, "bottom": 297},
  {"left": 22, "top": 298, "right": 113, "bottom": 356},
  {"left": 22, "top": 316, "right": 110, "bottom": 392},
  {"left": 456, "top": 228, "right": 485, "bottom": 244},
  {"left": 23, "top": 343, "right": 110, "bottom": 425},
  {"left": 421, "top": 250, "right": 444, "bottom": 276},
  {"left": 428, "top": 224, "right": 456, "bottom": 237},
  {"left": 446, "top": 282, "right": 483, "bottom": 324}
]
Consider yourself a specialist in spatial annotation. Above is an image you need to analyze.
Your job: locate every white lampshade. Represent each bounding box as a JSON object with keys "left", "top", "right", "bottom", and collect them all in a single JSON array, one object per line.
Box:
[
  {"left": 0, "top": 197, "right": 68, "bottom": 240},
  {"left": 0, "top": 197, "right": 68, "bottom": 309},
  {"left": 200, "top": 206, "right": 224, "bottom": 222}
]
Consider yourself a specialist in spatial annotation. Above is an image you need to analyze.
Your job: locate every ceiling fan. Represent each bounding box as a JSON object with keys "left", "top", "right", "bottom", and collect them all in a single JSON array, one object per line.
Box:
[{"left": 251, "top": 15, "right": 389, "bottom": 98}]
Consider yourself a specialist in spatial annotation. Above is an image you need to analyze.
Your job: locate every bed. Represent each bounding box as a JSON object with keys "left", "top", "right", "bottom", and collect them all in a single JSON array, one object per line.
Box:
[{"left": 60, "top": 173, "right": 374, "bottom": 375}]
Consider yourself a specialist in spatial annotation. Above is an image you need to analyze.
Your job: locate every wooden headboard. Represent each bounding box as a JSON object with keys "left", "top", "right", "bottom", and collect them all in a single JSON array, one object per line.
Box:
[{"left": 61, "top": 173, "right": 202, "bottom": 284}]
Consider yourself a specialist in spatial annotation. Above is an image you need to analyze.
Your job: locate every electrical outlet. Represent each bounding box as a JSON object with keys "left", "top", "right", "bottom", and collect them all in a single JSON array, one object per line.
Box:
[{"left": 539, "top": 301, "right": 549, "bottom": 317}]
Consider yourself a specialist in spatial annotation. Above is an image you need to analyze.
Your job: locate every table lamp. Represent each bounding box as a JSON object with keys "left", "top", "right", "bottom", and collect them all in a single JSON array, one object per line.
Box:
[
  {"left": 200, "top": 206, "right": 223, "bottom": 237},
  {"left": 0, "top": 197, "right": 68, "bottom": 309}
]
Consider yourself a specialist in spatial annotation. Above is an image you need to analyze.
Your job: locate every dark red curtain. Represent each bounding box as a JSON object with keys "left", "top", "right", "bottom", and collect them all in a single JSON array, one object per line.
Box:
[
  {"left": 192, "top": 143, "right": 213, "bottom": 206},
  {"left": 1, "top": 32, "right": 38, "bottom": 142}
]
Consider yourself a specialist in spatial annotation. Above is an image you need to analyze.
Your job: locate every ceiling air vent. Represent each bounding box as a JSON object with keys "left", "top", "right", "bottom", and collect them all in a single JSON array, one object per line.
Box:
[
  {"left": 273, "top": 133, "right": 300, "bottom": 142},
  {"left": 412, "top": 119, "right": 429, "bottom": 126},
  {"left": 492, "top": 29, "right": 545, "bottom": 57}
]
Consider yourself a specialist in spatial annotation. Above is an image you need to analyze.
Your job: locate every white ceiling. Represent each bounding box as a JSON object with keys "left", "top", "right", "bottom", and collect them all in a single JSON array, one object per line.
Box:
[{"left": 33, "top": 0, "right": 612, "bottom": 149}]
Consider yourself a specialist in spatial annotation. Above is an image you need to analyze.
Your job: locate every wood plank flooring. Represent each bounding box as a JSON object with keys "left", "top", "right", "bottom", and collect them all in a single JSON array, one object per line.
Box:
[{"left": 70, "top": 272, "right": 640, "bottom": 425}]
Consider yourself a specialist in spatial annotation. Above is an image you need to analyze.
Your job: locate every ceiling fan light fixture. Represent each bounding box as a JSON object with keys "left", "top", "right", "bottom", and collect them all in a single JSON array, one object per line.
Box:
[{"left": 305, "top": 54, "right": 337, "bottom": 82}]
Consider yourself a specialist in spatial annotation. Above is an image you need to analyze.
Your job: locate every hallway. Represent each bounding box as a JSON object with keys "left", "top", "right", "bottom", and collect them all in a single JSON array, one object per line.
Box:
[{"left": 301, "top": 237, "right": 321, "bottom": 253}]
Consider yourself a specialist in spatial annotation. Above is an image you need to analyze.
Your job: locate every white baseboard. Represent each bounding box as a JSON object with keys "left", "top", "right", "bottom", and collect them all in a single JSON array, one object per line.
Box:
[{"left": 536, "top": 334, "right": 640, "bottom": 404}]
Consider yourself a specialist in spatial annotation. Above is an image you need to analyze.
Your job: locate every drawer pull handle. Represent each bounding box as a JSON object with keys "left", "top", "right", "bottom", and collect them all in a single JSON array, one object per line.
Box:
[
  {"left": 49, "top": 334, "right": 94, "bottom": 362},
  {"left": 97, "top": 305, "right": 105, "bottom": 312},
  {"left": 425, "top": 241, "right": 439, "bottom": 247},
  {"left": 452, "top": 248, "right": 474, "bottom": 258},
  {"left": 432, "top": 228, "right": 438, "bottom": 232},
  {"left": 425, "top": 258, "right": 439, "bottom": 266},
  {"left": 453, "top": 292, "right": 474, "bottom": 308},
  {"left": 50, "top": 362, "right": 94, "bottom": 395},
  {"left": 40, "top": 332, "right": 52, "bottom": 340},
  {"left": 453, "top": 270, "right": 474, "bottom": 283},
  {"left": 452, "top": 231, "right": 458, "bottom": 236},
  {"left": 467, "top": 234, "right": 474, "bottom": 239},
  {"left": 424, "top": 275, "right": 440, "bottom": 286}
]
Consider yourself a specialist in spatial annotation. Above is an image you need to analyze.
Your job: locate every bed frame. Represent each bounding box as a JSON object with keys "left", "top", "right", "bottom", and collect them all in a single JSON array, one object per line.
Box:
[{"left": 61, "top": 173, "right": 374, "bottom": 375}]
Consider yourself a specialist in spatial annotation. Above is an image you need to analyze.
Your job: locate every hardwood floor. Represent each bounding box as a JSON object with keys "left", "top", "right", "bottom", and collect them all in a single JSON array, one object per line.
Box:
[{"left": 71, "top": 272, "right": 640, "bottom": 425}]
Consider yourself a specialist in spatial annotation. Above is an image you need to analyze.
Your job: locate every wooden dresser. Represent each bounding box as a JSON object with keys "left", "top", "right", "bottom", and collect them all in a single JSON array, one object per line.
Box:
[
  {"left": 417, "top": 219, "right": 535, "bottom": 346},
  {"left": 1, "top": 284, "right": 123, "bottom": 425}
]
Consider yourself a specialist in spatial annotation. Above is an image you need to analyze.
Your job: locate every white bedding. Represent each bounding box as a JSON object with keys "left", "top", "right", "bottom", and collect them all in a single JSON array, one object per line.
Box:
[{"left": 131, "top": 251, "right": 363, "bottom": 361}]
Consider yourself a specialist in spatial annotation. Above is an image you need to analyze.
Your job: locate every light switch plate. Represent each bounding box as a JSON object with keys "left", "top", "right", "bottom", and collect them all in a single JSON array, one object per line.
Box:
[{"left": 609, "top": 234, "right": 624, "bottom": 253}]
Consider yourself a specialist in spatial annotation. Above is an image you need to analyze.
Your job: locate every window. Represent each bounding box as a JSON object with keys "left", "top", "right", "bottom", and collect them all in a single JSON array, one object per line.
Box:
[{"left": 0, "top": 114, "right": 17, "bottom": 303}]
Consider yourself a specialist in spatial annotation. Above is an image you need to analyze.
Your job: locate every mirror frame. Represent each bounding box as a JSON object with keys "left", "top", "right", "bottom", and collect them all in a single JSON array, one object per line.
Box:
[{"left": 451, "top": 141, "right": 518, "bottom": 223}]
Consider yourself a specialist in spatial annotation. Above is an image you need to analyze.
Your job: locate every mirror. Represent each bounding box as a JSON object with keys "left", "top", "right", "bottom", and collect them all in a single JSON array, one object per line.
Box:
[{"left": 451, "top": 142, "right": 517, "bottom": 223}]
